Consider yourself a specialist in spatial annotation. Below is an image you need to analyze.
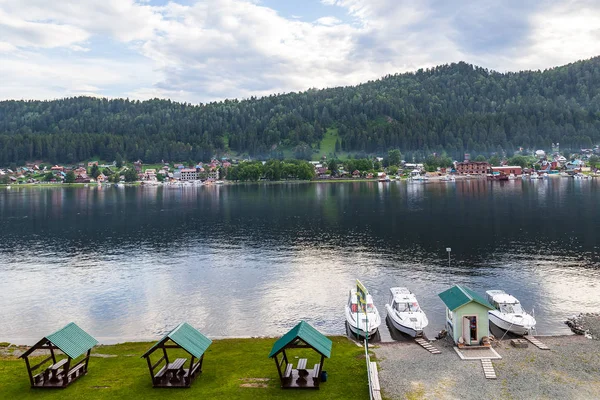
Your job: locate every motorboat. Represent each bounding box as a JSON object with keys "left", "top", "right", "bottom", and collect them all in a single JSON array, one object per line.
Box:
[
  {"left": 385, "top": 287, "right": 429, "bottom": 337},
  {"left": 345, "top": 288, "right": 381, "bottom": 338},
  {"left": 508, "top": 173, "right": 517, "bottom": 180},
  {"left": 573, "top": 173, "right": 589, "bottom": 180},
  {"left": 441, "top": 174, "right": 455, "bottom": 182},
  {"left": 486, "top": 290, "right": 536, "bottom": 335},
  {"left": 530, "top": 171, "right": 542, "bottom": 179}
]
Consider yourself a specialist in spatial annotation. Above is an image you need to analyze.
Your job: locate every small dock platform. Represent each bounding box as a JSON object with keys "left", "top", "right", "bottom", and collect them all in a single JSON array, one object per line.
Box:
[
  {"left": 481, "top": 359, "right": 497, "bottom": 379},
  {"left": 524, "top": 336, "right": 550, "bottom": 350},
  {"left": 414, "top": 338, "right": 441, "bottom": 354}
]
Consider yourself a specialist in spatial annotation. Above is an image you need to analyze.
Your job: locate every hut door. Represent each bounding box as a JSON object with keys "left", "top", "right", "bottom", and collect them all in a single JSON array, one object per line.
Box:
[{"left": 462, "top": 317, "right": 470, "bottom": 345}]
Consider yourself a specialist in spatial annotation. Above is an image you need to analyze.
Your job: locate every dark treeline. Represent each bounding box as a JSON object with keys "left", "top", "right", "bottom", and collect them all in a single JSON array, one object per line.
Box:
[{"left": 2, "top": 57, "right": 600, "bottom": 165}]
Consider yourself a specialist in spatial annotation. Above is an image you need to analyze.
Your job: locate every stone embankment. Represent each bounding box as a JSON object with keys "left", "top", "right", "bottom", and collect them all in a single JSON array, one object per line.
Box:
[{"left": 566, "top": 312, "right": 600, "bottom": 339}]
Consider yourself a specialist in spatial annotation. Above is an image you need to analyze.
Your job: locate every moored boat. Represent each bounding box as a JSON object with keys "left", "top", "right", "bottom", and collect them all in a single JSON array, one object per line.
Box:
[
  {"left": 385, "top": 287, "right": 428, "bottom": 337},
  {"left": 486, "top": 290, "right": 536, "bottom": 335},
  {"left": 345, "top": 288, "right": 381, "bottom": 338}
]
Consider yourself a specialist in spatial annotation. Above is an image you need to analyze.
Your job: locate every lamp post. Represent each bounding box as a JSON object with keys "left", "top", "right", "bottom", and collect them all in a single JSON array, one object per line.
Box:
[{"left": 446, "top": 247, "right": 451, "bottom": 267}]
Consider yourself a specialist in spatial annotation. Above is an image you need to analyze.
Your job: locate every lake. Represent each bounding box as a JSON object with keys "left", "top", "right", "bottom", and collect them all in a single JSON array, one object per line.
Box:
[{"left": 1, "top": 179, "right": 599, "bottom": 344}]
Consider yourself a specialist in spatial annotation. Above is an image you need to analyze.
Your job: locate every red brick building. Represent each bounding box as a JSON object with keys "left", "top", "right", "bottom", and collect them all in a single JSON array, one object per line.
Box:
[
  {"left": 455, "top": 161, "right": 490, "bottom": 175},
  {"left": 491, "top": 166, "right": 522, "bottom": 175}
]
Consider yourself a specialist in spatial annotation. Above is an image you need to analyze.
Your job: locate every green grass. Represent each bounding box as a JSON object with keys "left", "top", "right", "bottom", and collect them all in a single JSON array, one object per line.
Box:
[
  {"left": 313, "top": 128, "right": 350, "bottom": 161},
  {"left": 0, "top": 337, "right": 368, "bottom": 400}
]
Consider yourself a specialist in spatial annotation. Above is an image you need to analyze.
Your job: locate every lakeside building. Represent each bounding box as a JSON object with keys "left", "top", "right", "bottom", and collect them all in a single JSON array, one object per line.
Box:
[
  {"left": 208, "top": 170, "right": 219, "bottom": 180},
  {"left": 491, "top": 166, "right": 522, "bottom": 175},
  {"left": 455, "top": 161, "right": 490, "bottom": 175},
  {"left": 439, "top": 285, "right": 494, "bottom": 347},
  {"left": 180, "top": 169, "right": 198, "bottom": 180}
]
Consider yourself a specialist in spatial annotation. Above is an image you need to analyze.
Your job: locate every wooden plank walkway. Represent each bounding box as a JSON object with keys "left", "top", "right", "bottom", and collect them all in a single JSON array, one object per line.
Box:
[
  {"left": 524, "top": 336, "right": 550, "bottom": 350},
  {"left": 369, "top": 361, "right": 382, "bottom": 400},
  {"left": 414, "top": 338, "right": 442, "bottom": 354},
  {"left": 481, "top": 358, "right": 497, "bottom": 379}
]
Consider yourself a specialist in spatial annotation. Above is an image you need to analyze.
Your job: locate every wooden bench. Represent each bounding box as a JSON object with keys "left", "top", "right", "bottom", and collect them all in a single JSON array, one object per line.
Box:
[
  {"left": 312, "top": 364, "right": 321, "bottom": 384},
  {"left": 283, "top": 363, "right": 293, "bottom": 380}
]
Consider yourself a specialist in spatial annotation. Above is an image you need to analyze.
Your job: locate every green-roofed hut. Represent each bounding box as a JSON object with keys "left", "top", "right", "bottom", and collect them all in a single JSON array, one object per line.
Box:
[
  {"left": 141, "top": 322, "right": 212, "bottom": 388},
  {"left": 438, "top": 285, "right": 495, "bottom": 346},
  {"left": 18, "top": 322, "right": 98, "bottom": 388},
  {"left": 268, "top": 321, "right": 332, "bottom": 390}
]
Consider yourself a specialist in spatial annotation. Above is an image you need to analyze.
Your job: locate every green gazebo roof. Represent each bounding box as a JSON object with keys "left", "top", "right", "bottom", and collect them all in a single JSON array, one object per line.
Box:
[
  {"left": 438, "top": 285, "right": 494, "bottom": 311},
  {"left": 19, "top": 322, "right": 98, "bottom": 360},
  {"left": 142, "top": 322, "right": 212, "bottom": 359},
  {"left": 268, "top": 321, "right": 332, "bottom": 359}
]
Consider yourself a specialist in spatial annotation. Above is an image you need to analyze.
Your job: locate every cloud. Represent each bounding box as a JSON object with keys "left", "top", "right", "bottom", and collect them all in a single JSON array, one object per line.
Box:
[
  {"left": 0, "top": 9, "right": 89, "bottom": 49},
  {"left": 1, "top": 0, "right": 600, "bottom": 102},
  {"left": 315, "top": 16, "right": 342, "bottom": 26}
]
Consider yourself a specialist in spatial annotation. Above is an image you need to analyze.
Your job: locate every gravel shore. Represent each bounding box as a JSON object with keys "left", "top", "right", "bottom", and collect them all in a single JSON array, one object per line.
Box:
[{"left": 374, "top": 335, "right": 600, "bottom": 400}]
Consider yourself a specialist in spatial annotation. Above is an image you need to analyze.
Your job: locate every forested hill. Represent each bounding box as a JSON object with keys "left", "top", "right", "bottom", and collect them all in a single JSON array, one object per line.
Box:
[{"left": 2, "top": 57, "right": 600, "bottom": 164}]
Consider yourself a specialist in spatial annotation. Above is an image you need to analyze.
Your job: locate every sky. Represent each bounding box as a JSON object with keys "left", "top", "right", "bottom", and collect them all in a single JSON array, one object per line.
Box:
[{"left": 1, "top": 0, "right": 600, "bottom": 103}]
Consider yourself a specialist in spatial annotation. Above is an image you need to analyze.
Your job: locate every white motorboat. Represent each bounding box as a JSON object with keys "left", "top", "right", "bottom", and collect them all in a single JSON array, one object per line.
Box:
[
  {"left": 385, "top": 287, "right": 429, "bottom": 337},
  {"left": 508, "top": 173, "right": 517, "bottom": 180},
  {"left": 530, "top": 171, "right": 541, "bottom": 179},
  {"left": 441, "top": 175, "right": 455, "bottom": 182},
  {"left": 486, "top": 290, "right": 536, "bottom": 335},
  {"left": 573, "top": 173, "right": 588, "bottom": 180},
  {"left": 345, "top": 288, "right": 381, "bottom": 338}
]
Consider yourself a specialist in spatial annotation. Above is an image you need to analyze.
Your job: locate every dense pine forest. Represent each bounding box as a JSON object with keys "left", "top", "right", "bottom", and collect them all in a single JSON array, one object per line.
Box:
[{"left": 1, "top": 57, "right": 600, "bottom": 165}]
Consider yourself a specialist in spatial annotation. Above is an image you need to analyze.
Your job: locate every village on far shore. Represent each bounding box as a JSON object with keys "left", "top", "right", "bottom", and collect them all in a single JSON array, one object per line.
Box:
[{"left": 1, "top": 143, "right": 599, "bottom": 186}]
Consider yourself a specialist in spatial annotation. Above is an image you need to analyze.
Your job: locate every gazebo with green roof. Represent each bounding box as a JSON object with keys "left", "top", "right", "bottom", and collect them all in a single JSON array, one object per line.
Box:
[
  {"left": 141, "top": 322, "right": 212, "bottom": 388},
  {"left": 438, "top": 285, "right": 495, "bottom": 346},
  {"left": 268, "top": 321, "right": 332, "bottom": 389},
  {"left": 19, "top": 322, "right": 98, "bottom": 389}
]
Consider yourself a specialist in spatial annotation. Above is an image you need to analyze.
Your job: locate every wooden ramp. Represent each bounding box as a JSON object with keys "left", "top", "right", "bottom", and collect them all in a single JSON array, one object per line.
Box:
[
  {"left": 524, "top": 336, "right": 550, "bottom": 350},
  {"left": 415, "top": 338, "right": 441, "bottom": 354},
  {"left": 369, "top": 361, "right": 382, "bottom": 400},
  {"left": 481, "top": 359, "right": 497, "bottom": 379}
]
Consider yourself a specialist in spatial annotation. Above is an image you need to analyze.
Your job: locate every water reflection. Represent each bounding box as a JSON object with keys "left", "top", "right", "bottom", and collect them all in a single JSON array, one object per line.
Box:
[{"left": 0, "top": 179, "right": 599, "bottom": 343}]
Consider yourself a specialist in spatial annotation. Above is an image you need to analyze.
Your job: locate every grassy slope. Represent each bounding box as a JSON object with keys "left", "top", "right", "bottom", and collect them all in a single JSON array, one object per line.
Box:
[
  {"left": 0, "top": 337, "right": 369, "bottom": 400},
  {"left": 314, "top": 128, "right": 345, "bottom": 161}
]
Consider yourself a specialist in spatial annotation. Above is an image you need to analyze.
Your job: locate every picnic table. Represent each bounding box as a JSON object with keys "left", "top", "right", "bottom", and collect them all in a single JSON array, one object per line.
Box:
[
  {"left": 47, "top": 359, "right": 68, "bottom": 382},
  {"left": 167, "top": 358, "right": 187, "bottom": 383}
]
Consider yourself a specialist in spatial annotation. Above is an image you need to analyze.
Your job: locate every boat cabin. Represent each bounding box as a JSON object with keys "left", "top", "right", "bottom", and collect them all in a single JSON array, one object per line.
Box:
[
  {"left": 268, "top": 321, "right": 332, "bottom": 390},
  {"left": 486, "top": 290, "right": 523, "bottom": 313},
  {"left": 388, "top": 287, "right": 421, "bottom": 313},
  {"left": 141, "top": 322, "right": 212, "bottom": 388},
  {"left": 348, "top": 289, "right": 376, "bottom": 314},
  {"left": 19, "top": 322, "right": 98, "bottom": 388},
  {"left": 438, "top": 285, "right": 495, "bottom": 347}
]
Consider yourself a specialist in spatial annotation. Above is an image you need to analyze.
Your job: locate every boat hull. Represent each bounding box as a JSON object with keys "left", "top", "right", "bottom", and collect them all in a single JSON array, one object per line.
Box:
[
  {"left": 384, "top": 304, "right": 426, "bottom": 338},
  {"left": 489, "top": 312, "right": 533, "bottom": 335}
]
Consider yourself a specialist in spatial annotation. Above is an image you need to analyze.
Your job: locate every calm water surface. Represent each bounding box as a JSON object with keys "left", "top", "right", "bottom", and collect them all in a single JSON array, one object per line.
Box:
[{"left": 1, "top": 179, "right": 599, "bottom": 343}]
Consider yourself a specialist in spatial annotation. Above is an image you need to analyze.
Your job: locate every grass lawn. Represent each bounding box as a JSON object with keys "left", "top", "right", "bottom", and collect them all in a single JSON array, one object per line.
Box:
[
  {"left": 313, "top": 128, "right": 349, "bottom": 161},
  {"left": 0, "top": 337, "right": 370, "bottom": 400}
]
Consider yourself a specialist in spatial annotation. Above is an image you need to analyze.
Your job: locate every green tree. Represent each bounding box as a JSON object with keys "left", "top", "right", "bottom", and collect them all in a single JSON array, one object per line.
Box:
[
  {"left": 65, "top": 171, "right": 76, "bottom": 183},
  {"left": 388, "top": 149, "right": 402, "bottom": 166},
  {"left": 115, "top": 153, "right": 124, "bottom": 169},
  {"left": 90, "top": 164, "right": 100, "bottom": 179},
  {"left": 488, "top": 155, "right": 501, "bottom": 166},
  {"left": 1, "top": 175, "right": 10, "bottom": 184},
  {"left": 297, "top": 162, "right": 315, "bottom": 180},
  {"left": 156, "top": 173, "right": 165, "bottom": 182},
  {"left": 588, "top": 155, "right": 599, "bottom": 169},
  {"left": 474, "top": 155, "right": 487, "bottom": 162},
  {"left": 124, "top": 168, "right": 137, "bottom": 182},
  {"left": 328, "top": 159, "right": 338, "bottom": 176},
  {"left": 388, "top": 165, "right": 399, "bottom": 175},
  {"left": 44, "top": 172, "right": 54, "bottom": 181},
  {"left": 373, "top": 160, "right": 381, "bottom": 171}
]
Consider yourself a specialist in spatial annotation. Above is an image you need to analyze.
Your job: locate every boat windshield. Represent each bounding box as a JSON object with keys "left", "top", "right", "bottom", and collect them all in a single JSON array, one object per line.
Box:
[
  {"left": 351, "top": 303, "right": 375, "bottom": 313},
  {"left": 499, "top": 303, "right": 523, "bottom": 314},
  {"left": 395, "top": 301, "right": 420, "bottom": 312}
]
